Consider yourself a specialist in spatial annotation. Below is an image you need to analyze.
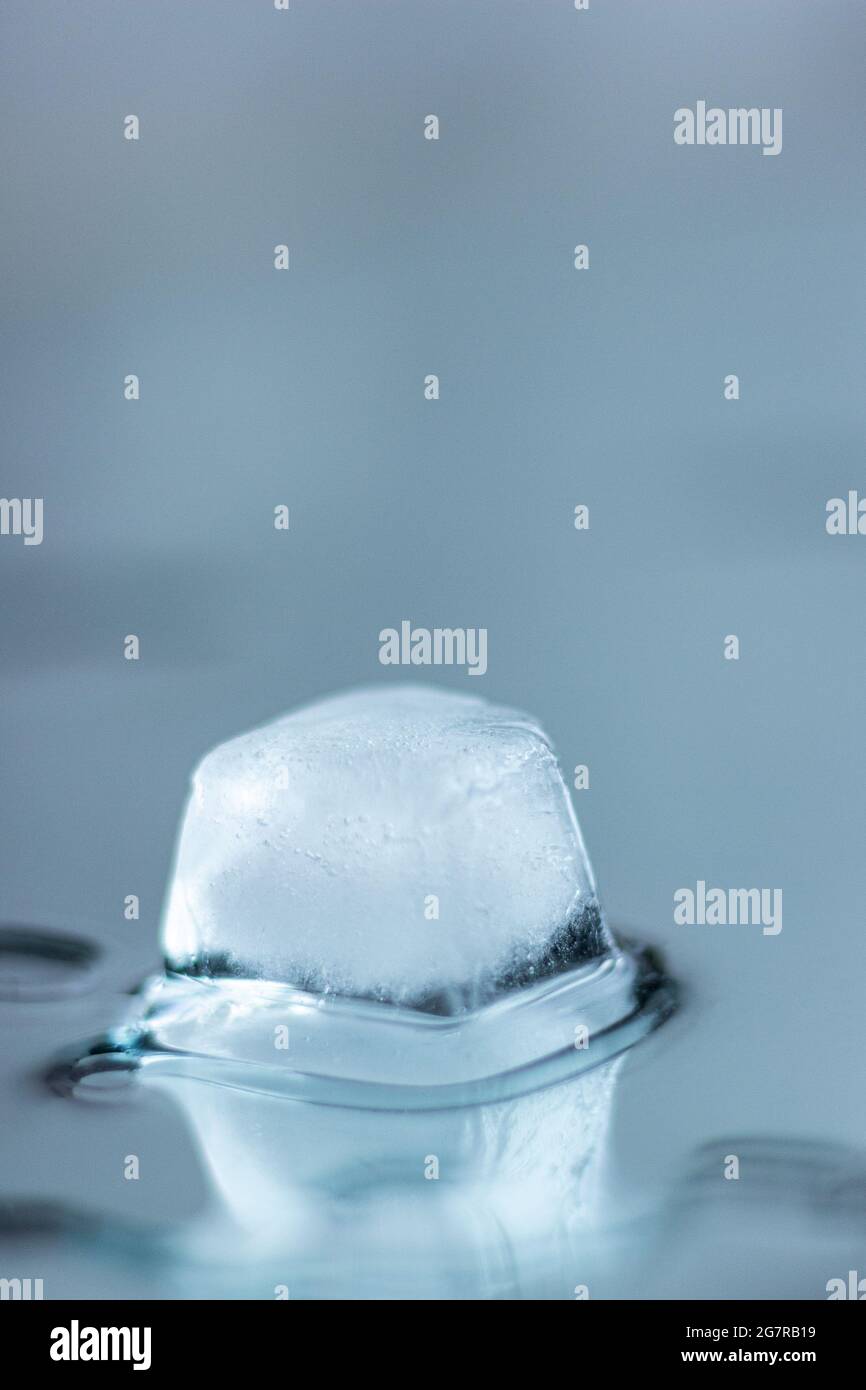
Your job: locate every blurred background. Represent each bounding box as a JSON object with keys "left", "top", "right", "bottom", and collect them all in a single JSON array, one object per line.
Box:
[{"left": 1, "top": 0, "right": 865, "bottom": 1297}]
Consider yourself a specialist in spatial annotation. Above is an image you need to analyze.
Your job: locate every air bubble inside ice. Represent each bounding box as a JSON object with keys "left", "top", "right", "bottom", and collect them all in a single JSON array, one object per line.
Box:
[{"left": 163, "top": 685, "right": 614, "bottom": 1011}]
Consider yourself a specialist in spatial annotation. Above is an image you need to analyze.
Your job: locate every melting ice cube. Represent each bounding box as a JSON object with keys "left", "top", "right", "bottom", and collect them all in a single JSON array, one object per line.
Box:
[
  {"left": 163, "top": 685, "right": 614, "bottom": 1011},
  {"left": 55, "top": 684, "right": 675, "bottom": 1274}
]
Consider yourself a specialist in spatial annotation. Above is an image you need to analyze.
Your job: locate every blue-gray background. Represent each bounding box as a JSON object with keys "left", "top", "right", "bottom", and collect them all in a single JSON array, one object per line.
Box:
[{"left": 1, "top": 1, "right": 865, "bottom": 1297}]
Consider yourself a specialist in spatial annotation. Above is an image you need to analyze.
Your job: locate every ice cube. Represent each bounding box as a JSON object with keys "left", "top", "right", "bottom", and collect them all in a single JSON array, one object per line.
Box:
[{"left": 162, "top": 685, "right": 614, "bottom": 1010}]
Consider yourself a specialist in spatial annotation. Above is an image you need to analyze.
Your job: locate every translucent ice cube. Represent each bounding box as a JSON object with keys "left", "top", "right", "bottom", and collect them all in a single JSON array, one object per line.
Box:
[
  {"left": 56, "top": 684, "right": 675, "bottom": 1277},
  {"left": 162, "top": 685, "right": 614, "bottom": 1010}
]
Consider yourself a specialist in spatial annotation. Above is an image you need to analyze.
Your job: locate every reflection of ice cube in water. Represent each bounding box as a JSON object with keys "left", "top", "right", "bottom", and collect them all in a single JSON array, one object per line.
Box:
[
  {"left": 164, "top": 685, "right": 612, "bottom": 1010},
  {"left": 174, "top": 1044, "right": 626, "bottom": 1287},
  {"left": 127, "top": 686, "right": 673, "bottom": 1272}
]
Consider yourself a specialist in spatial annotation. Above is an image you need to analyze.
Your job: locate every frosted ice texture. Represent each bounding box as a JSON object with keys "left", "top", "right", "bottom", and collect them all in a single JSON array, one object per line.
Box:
[{"left": 162, "top": 685, "right": 613, "bottom": 1010}]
